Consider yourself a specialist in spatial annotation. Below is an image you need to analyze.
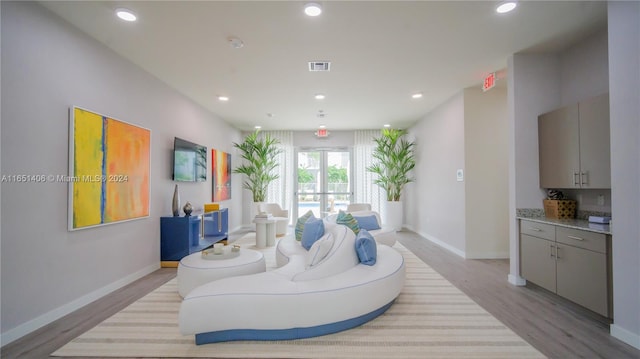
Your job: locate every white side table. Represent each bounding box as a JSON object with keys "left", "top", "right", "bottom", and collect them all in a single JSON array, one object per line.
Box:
[{"left": 253, "top": 217, "right": 277, "bottom": 248}]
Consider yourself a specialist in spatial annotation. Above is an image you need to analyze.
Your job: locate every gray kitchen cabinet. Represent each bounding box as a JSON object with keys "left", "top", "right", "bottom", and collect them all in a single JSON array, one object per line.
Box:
[
  {"left": 520, "top": 234, "right": 557, "bottom": 293},
  {"left": 519, "top": 220, "right": 611, "bottom": 317},
  {"left": 538, "top": 93, "right": 610, "bottom": 189}
]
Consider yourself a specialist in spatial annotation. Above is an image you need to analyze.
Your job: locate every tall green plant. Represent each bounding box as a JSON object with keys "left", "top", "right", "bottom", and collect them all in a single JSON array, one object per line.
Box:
[
  {"left": 233, "top": 130, "right": 282, "bottom": 202},
  {"left": 367, "top": 128, "right": 416, "bottom": 201}
]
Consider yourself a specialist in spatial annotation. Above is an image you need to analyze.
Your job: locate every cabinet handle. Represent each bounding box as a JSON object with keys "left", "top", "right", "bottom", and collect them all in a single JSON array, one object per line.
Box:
[
  {"left": 567, "top": 235, "right": 584, "bottom": 241},
  {"left": 528, "top": 227, "right": 542, "bottom": 232},
  {"left": 550, "top": 244, "right": 556, "bottom": 258},
  {"left": 555, "top": 246, "right": 561, "bottom": 259},
  {"left": 581, "top": 171, "right": 588, "bottom": 186},
  {"left": 573, "top": 172, "right": 580, "bottom": 186}
]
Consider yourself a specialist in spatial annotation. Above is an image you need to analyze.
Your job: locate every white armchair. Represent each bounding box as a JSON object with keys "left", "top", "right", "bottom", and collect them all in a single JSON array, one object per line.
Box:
[
  {"left": 347, "top": 203, "right": 371, "bottom": 212},
  {"left": 258, "top": 203, "right": 289, "bottom": 237}
]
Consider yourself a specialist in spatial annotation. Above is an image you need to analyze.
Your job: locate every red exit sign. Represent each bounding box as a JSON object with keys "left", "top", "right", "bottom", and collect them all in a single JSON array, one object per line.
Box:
[
  {"left": 315, "top": 128, "right": 329, "bottom": 138},
  {"left": 483, "top": 72, "right": 496, "bottom": 92}
]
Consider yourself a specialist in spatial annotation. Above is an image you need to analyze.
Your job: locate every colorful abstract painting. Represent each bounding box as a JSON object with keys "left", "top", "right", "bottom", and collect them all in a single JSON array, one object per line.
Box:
[
  {"left": 69, "top": 107, "right": 150, "bottom": 230},
  {"left": 212, "top": 149, "right": 231, "bottom": 201}
]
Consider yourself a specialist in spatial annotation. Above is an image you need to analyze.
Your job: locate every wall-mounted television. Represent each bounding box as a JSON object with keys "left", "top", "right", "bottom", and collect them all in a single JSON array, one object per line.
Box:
[{"left": 173, "top": 137, "right": 207, "bottom": 182}]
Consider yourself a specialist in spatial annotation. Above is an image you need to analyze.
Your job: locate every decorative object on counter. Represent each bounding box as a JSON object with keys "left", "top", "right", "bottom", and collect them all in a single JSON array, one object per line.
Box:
[
  {"left": 213, "top": 242, "right": 224, "bottom": 254},
  {"left": 547, "top": 189, "right": 565, "bottom": 200},
  {"left": 172, "top": 184, "right": 180, "bottom": 217},
  {"left": 204, "top": 203, "right": 220, "bottom": 212},
  {"left": 588, "top": 216, "right": 611, "bottom": 224},
  {"left": 543, "top": 199, "right": 576, "bottom": 219},
  {"left": 183, "top": 201, "right": 193, "bottom": 216}
]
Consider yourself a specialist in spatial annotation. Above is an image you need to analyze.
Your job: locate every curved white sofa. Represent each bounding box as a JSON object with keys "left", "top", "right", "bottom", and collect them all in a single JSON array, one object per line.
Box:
[
  {"left": 179, "top": 223, "right": 405, "bottom": 344},
  {"left": 325, "top": 210, "right": 397, "bottom": 247}
]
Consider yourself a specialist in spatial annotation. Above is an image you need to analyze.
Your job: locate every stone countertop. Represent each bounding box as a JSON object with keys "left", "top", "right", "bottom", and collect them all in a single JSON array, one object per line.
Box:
[{"left": 517, "top": 215, "right": 612, "bottom": 235}]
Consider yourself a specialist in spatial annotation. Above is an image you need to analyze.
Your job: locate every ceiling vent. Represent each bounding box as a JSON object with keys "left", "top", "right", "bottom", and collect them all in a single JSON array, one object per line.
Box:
[{"left": 308, "top": 61, "right": 331, "bottom": 72}]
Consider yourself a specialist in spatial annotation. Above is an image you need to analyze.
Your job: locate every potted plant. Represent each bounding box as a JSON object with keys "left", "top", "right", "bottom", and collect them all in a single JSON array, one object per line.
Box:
[
  {"left": 233, "top": 130, "right": 282, "bottom": 220},
  {"left": 367, "top": 128, "right": 416, "bottom": 230}
]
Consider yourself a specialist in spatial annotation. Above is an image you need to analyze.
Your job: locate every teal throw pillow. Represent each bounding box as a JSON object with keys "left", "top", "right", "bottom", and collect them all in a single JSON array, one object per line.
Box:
[
  {"left": 337, "top": 210, "right": 360, "bottom": 234},
  {"left": 295, "top": 210, "right": 314, "bottom": 241},
  {"left": 301, "top": 216, "right": 325, "bottom": 250},
  {"left": 355, "top": 229, "right": 377, "bottom": 266},
  {"left": 353, "top": 215, "right": 381, "bottom": 231}
]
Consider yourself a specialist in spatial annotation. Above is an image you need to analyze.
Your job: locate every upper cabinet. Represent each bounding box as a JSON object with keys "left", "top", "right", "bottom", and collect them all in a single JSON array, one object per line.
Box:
[{"left": 538, "top": 93, "right": 611, "bottom": 189}]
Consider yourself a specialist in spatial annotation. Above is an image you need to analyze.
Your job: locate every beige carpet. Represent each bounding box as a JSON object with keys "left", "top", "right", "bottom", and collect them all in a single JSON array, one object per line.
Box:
[{"left": 52, "top": 234, "right": 545, "bottom": 358}]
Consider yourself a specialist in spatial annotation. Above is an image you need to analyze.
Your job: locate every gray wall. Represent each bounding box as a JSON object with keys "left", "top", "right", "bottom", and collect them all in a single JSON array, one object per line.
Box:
[
  {"left": 464, "top": 87, "right": 509, "bottom": 259},
  {"left": 406, "top": 92, "right": 467, "bottom": 256},
  {"left": 0, "top": 2, "right": 242, "bottom": 344},
  {"left": 405, "top": 86, "right": 509, "bottom": 259},
  {"left": 608, "top": 1, "right": 640, "bottom": 348}
]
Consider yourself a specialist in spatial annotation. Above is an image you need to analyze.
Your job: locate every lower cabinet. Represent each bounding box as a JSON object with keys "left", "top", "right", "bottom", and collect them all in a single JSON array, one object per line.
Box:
[
  {"left": 160, "top": 209, "right": 229, "bottom": 267},
  {"left": 520, "top": 220, "right": 611, "bottom": 318}
]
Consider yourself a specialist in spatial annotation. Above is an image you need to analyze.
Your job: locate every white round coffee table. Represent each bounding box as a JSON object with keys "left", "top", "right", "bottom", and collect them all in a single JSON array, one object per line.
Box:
[{"left": 177, "top": 248, "right": 266, "bottom": 297}]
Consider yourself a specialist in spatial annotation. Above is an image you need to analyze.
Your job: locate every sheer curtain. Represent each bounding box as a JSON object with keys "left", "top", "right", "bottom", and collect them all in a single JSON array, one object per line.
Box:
[
  {"left": 353, "top": 130, "right": 384, "bottom": 213},
  {"left": 263, "top": 131, "right": 294, "bottom": 216}
]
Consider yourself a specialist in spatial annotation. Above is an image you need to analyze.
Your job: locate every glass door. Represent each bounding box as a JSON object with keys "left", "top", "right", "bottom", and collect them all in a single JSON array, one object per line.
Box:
[{"left": 295, "top": 149, "right": 352, "bottom": 219}]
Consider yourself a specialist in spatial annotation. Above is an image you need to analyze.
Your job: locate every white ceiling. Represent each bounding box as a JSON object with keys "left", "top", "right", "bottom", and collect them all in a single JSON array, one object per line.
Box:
[{"left": 40, "top": 1, "right": 607, "bottom": 131}]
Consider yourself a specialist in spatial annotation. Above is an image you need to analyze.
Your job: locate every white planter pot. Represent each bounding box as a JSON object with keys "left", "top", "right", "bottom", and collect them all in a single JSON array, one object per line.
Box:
[{"left": 382, "top": 200, "right": 403, "bottom": 231}]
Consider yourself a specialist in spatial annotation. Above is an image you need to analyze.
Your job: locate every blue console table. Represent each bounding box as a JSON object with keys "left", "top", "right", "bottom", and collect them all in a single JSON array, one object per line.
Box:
[{"left": 160, "top": 208, "right": 228, "bottom": 267}]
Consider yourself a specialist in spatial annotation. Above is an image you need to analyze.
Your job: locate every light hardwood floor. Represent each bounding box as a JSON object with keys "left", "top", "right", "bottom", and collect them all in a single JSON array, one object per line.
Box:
[{"left": 2, "top": 230, "right": 638, "bottom": 359}]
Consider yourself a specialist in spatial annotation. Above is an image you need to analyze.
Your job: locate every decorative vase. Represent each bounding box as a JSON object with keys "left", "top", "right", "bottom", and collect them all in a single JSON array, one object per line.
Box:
[
  {"left": 172, "top": 184, "right": 180, "bottom": 217},
  {"left": 183, "top": 201, "right": 193, "bottom": 216}
]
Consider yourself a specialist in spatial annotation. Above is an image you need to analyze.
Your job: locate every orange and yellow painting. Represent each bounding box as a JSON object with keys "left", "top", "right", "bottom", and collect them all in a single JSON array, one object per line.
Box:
[
  {"left": 212, "top": 149, "right": 231, "bottom": 201},
  {"left": 70, "top": 107, "right": 150, "bottom": 230}
]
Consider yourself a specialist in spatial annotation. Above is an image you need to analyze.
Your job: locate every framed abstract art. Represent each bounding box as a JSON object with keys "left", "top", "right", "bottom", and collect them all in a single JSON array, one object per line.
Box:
[
  {"left": 212, "top": 148, "right": 231, "bottom": 201},
  {"left": 68, "top": 106, "right": 150, "bottom": 230}
]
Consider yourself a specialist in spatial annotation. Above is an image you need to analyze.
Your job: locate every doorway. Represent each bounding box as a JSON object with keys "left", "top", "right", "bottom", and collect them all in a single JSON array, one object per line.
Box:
[{"left": 295, "top": 148, "right": 352, "bottom": 220}]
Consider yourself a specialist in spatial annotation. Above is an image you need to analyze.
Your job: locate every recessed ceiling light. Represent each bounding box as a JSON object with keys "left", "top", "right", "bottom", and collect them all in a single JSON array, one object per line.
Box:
[
  {"left": 412, "top": 93, "right": 423, "bottom": 99},
  {"left": 383, "top": 124, "right": 391, "bottom": 128},
  {"left": 304, "top": 2, "right": 322, "bottom": 17},
  {"left": 496, "top": 2, "right": 517, "bottom": 14},
  {"left": 319, "top": 125, "right": 326, "bottom": 129},
  {"left": 115, "top": 8, "right": 137, "bottom": 22},
  {"left": 315, "top": 94, "right": 326, "bottom": 100},
  {"left": 255, "top": 125, "right": 262, "bottom": 130},
  {"left": 218, "top": 96, "right": 229, "bottom": 102}
]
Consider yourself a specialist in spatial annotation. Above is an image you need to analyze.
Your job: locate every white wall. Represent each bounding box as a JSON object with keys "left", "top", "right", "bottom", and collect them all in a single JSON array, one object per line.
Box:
[
  {"left": 608, "top": 1, "right": 640, "bottom": 349},
  {"left": 507, "top": 31, "right": 610, "bottom": 283},
  {"left": 293, "top": 130, "right": 354, "bottom": 148},
  {"left": 560, "top": 30, "right": 609, "bottom": 106},
  {"left": 0, "top": 2, "right": 242, "bottom": 345},
  {"left": 406, "top": 92, "right": 466, "bottom": 257},
  {"left": 464, "top": 87, "right": 509, "bottom": 259},
  {"left": 507, "top": 53, "right": 560, "bottom": 283}
]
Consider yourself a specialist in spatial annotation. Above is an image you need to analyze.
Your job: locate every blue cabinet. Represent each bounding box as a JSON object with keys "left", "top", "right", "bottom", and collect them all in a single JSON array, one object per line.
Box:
[{"left": 160, "top": 209, "right": 228, "bottom": 265}]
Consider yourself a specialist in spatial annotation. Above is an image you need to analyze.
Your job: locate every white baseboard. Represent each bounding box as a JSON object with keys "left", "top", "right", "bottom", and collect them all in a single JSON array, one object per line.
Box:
[
  {"left": 0, "top": 262, "right": 159, "bottom": 347},
  {"left": 508, "top": 274, "right": 527, "bottom": 286},
  {"left": 465, "top": 251, "right": 510, "bottom": 259},
  {"left": 417, "top": 230, "right": 466, "bottom": 258},
  {"left": 611, "top": 324, "right": 640, "bottom": 350}
]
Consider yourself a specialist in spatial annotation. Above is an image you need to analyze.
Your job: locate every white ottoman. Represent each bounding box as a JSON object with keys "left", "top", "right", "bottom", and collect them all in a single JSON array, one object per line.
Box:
[{"left": 177, "top": 249, "right": 266, "bottom": 297}]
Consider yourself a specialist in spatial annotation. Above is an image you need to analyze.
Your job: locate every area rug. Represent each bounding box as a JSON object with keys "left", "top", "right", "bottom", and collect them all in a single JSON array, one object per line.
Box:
[{"left": 52, "top": 234, "right": 545, "bottom": 358}]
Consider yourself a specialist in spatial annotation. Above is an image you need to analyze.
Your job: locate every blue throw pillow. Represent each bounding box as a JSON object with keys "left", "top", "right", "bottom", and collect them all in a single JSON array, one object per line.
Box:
[
  {"left": 295, "top": 210, "right": 314, "bottom": 241},
  {"left": 354, "top": 215, "right": 381, "bottom": 231},
  {"left": 354, "top": 229, "right": 377, "bottom": 266},
  {"left": 301, "top": 216, "right": 325, "bottom": 250}
]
